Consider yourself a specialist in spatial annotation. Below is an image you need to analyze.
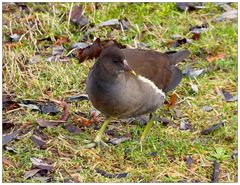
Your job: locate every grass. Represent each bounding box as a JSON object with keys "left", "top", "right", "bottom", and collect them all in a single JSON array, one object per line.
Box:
[{"left": 2, "top": 2, "right": 237, "bottom": 182}]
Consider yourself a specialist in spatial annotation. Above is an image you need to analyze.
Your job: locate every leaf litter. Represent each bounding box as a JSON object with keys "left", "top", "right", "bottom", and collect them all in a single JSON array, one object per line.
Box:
[
  {"left": 24, "top": 157, "right": 53, "bottom": 180},
  {"left": 218, "top": 88, "right": 237, "bottom": 102},
  {"left": 36, "top": 100, "right": 69, "bottom": 128},
  {"left": 3, "top": 129, "right": 21, "bottom": 146},
  {"left": 95, "top": 168, "right": 128, "bottom": 178},
  {"left": 200, "top": 122, "right": 224, "bottom": 135},
  {"left": 182, "top": 66, "right": 204, "bottom": 78}
]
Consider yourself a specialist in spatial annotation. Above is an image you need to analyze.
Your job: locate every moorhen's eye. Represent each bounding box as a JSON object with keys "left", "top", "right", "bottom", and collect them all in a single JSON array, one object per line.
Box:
[{"left": 113, "top": 60, "right": 121, "bottom": 63}]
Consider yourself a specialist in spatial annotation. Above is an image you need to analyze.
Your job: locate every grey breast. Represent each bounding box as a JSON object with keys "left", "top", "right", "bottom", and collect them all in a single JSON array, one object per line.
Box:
[{"left": 87, "top": 69, "right": 165, "bottom": 118}]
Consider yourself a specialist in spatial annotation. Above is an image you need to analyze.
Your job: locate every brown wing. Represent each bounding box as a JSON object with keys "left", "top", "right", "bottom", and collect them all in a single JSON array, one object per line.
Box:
[{"left": 121, "top": 48, "right": 190, "bottom": 92}]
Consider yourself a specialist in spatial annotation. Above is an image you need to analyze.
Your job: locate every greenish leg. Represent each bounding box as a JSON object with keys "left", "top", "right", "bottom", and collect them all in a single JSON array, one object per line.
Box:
[
  {"left": 94, "top": 117, "right": 111, "bottom": 143},
  {"left": 140, "top": 118, "right": 154, "bottom": 143}
]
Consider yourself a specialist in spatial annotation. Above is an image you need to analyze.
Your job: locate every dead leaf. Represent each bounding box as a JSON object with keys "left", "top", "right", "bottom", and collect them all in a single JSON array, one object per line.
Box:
[
  {"left": 213, "top": 9, "right": 237, "bottom": 23},
  {"left": 75, "top": 38, "right": 126, "bottom": 63},
  {"left": 4, "top": 146, "right": 17, "bottom": 154},
  {"left": 105, "top": 129, "right": 119, "bottom": 137},
  {"left": 52, "top": 45, "right": 65, "bottom": 56},
  {"left": 63, "top": 125, "right": 82, "bottom": 134},
  {"left": 3, "top": 95, "right": 20, "bottom": 111},
  {"left": 70, "top": 5, "right": 89, "bottom": 27},
  {"left": 201, "top": 122, "right": 224, "bottom": 135},
  {"left": 166, "top": 93, "right": 177, "bottom": 108},
  {"left": 3, "top": 157, "right": 14, "bottom": 168},
  {"left": 71, "top": 42, "right": 91, "bottom": 49},
  {"left": 90, "top": 109, "right": 101, "bottom": 118},
  {"left": 149, "top": 152, "right": 158, "bottom": 157},
  {"left": 35, "top": 100, "right": 69, "bottom": 128},
  {"left": 127, "top": 115, "right": 149, "bottom": 125},
  {"left": 28, "top": 55, "right": 42, "bottom": 64},
  {"left": 24, "top": 169, "right": 41, "bottom": 180},
  {"left": 78, "top": 116, "right": 92, "bottom": 127},
  {"left": 185, "top": 156, "right": 193, "bottom": 168},
  {"left": 108, "top": 133, "right": 131, "bottom": 145},
  {"left": 98, "top": 19, "right": 119, "bottom": 27},
  {"left": 218, "top": 88, "right": 237, "bottom": 102},
  {"left": 32, "top": 176, "right": 51, "bottom": 182},
  {"left": 179, "top": 121, "right": 192, "bottom": 130},
  {"left": 31, "top": 134, "right": 47, "bottom": 149},
  {"left": 176, "top": 2, "right": 205, "bottom": 11},
  {"left": 54, "top": 36, "right": 70, "bottom": 46},
  {"left": 201, "top": 106, "right": 213, "bottom": 112},
  {"left": 3, "top": 129, "right": 20, "bottom": 145},
  {"left": 36, "top": 118, "right": 64, "bottom": 128},
  {"left": 95, "top": 168, "right": 128, "bottom": 178},
  {"left": 3, "top": 120, "right": 15, "bottom": 131},
  {"left": 64, "top": 94, "right": 89, "bottom": 103},
  {"left": 45, "top": 55, "right": 69, "bottom": 63},
  {"left": 191, "top": 33, "right": 201, "bottom": 40},
  {"left": 207, "top": 53, "right": 225, "bottom": 62},
  {"left": 189, "top": 24, "right": 208, "bottom": 34},
  {"left": 9, "top": 33, "right": 21, "bottom": 42},
  {"left": 40, "top": 103, "right": 60, "bottom": 115},
  {"left": 30, "top": 157, "right": 53, "bottom": 172},
  {"left": 157, "top": 118, "right": 175, "bottom": 126},
  {"left": 19, "top": 100, "right": 60, "bottom": 115},
  {"left": 182, "top": 66, "right": 204, "bottom": 78}
]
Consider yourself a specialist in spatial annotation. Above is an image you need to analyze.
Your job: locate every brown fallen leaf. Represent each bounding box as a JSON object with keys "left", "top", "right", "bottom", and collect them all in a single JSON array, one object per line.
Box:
[
  {"left": 3, "top": 157, "right": 15, "bottom": 168},
  {"left": 54, "top": 36, "right": 70, "bottom": 46},
  {"left": 207, "top": 53, "right": 225, "bottom": 62},
  {"left": 63, "top": 125, "right": 82, "bottom": 134},
  {"left": 75, "top": 38, "right": 126, "bottom": 63},
  {"left": 191, "top": 33, "right": 201, "bottom": 40},
  {"left": 31, "top": 134, "right": 47, "bottom": 149},
  {"left": 3, "top": 120, "right": 15, "bottom": 131},
  {"left": 3, "top": 94, "right": 20, "bottom": 111},
  {"left": 35, "top": 100, "right": 69, "bottom": 128},
  {"left": 166, "top": 93, "right": 177, "bottom": 108}
]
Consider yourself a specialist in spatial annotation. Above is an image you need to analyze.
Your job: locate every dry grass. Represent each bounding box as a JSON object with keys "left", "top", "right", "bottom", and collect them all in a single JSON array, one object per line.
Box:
[{"left": 2, "top": 2, "right": 237, "bottom": 182}]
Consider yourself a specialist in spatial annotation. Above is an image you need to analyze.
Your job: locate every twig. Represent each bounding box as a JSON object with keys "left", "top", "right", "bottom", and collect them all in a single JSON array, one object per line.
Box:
[{"left": 211, "top": 160, "right": 220, "bottom": 182}]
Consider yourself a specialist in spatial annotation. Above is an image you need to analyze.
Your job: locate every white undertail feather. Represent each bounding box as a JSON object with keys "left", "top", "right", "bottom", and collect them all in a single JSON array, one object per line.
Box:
[{"left": 137, "top": 75, "right": 165, "bottom": 99}]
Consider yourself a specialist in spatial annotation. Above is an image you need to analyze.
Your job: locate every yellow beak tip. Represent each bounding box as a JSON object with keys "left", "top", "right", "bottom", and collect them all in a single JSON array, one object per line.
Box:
[{"left": 130, "top": 70, "right": 136, "bottom": 76}]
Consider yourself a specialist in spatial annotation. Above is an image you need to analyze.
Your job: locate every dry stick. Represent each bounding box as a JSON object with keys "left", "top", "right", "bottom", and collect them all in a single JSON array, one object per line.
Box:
[{"left": 211, "top": 160, "right": 220, "bottom": 183}]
